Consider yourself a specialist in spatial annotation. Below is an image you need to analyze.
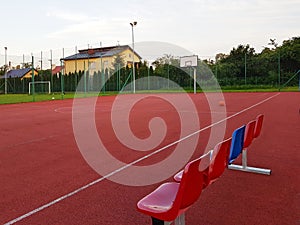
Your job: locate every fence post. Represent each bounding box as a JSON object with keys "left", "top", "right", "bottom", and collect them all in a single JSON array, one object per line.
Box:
[
  {"left": 31, "top": 56, "right": 35, "bottom": 102},
  {"left": 60, "top": 59, "right": 64, "bottom": 99}
]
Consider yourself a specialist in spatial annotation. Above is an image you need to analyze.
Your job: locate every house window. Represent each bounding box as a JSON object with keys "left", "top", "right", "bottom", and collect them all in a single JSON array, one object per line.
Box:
[{"left": 89, "top": 62, "right": 96, "bottom": 70}]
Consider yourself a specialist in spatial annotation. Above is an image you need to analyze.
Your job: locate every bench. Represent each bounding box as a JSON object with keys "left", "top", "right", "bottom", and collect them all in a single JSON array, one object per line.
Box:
[
  {"left": 228, "top": 115, "right": 271, "bottom": 175},
  {"left": 137, "top": 114, "right": 271, "bottom": 224}
]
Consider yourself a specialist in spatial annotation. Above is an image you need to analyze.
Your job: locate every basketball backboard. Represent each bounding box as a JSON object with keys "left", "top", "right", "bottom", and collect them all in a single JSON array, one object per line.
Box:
[{"left": 180, "top": 55, "right": 198, "bottom": 67}]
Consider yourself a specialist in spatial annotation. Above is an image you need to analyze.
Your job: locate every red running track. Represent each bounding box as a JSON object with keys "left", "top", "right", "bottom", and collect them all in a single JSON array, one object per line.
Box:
[{"left": 0, "top": 92, "right": 299, "bottom": 225}]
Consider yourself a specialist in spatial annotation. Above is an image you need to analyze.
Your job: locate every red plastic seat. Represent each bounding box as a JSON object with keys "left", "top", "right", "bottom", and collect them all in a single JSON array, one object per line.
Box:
[
  {"left": 173, "top": 170, "right": 183, "bottom": 183},
  {"left": 174, "top": 138, "right": 232, "bottom": 188},
  {"left": 207, "top": 138, "right": 232, "bottom": 185},
  {"left": 253, "top": 114, "right": 264, "bottom": 139},
  {"left": 137, "top": 151, "right": 211, "bottom": 223},
  {"left": 243, "top": 120, "right": 256, "bottom": 148},
  {"left": 173, "top": 150, "right": 211, "bottom": 185}
]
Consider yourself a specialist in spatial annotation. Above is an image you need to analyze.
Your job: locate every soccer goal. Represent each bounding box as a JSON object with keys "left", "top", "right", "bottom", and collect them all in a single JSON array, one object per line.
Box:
[{"left": 29, "top": 81, "right": 51, "bottom": 94}]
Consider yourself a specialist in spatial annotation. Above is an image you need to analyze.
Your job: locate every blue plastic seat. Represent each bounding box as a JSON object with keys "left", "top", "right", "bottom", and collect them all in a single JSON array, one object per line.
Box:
[{"left": 228, "top": 125, "right": 246, "bottom": 164}]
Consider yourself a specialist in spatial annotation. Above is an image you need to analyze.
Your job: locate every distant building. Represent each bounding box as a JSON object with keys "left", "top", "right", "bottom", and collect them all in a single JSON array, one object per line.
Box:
[
  {"left": 1, "top": 68, "right": 38, "bottom": 79},
  {"left": 62, "top": 45, "right": 142, "bottom": 74},
  {"left": 52, "top": 65, "right": 64, "bottom": 77}
]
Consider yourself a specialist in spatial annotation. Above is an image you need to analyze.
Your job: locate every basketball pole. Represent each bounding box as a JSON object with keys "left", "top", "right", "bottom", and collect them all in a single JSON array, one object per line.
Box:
[
  {"left": 193, "top": 67, "right": 196, "bottom": 94},
  {"left": 180, "top": 55, "right": 198, "bottom": 94},
  {"left": 4, "top": 47, "right": 7, "bottom": 94}
]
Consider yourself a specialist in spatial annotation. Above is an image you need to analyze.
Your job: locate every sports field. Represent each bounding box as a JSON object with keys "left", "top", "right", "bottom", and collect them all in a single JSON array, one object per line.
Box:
[{"left": 0, "top": 92, "right": 299, "bottom": 225}]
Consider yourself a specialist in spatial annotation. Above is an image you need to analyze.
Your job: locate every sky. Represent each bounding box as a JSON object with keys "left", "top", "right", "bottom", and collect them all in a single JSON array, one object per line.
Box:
[{"left": 0, "top": 0, "right": 299, "bottom": 66}]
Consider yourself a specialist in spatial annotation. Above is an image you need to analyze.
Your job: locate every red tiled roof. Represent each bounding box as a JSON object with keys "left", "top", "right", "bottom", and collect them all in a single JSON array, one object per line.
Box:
[{"left": 52, "top": 66, "right": 63, "bottom": 74}]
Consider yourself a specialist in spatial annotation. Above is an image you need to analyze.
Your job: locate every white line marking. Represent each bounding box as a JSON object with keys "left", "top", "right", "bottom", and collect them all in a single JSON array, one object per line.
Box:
[{"left": 4, "top": 93, "right": 280, "bottom": 225}]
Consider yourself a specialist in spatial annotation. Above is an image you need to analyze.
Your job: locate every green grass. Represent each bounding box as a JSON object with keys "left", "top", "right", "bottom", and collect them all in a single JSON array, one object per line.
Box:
[
  {"left": 0, "top": 91, "right": 121, "bottom": 104},
  {"left": 279, "top": 86, "right": 300, "bottom": 92},
  {"left": 0, "top": 86, "right": 298, "bottom": 105},
  {"left": 0, "top": 93, "right": 72, "bottom": 104}
]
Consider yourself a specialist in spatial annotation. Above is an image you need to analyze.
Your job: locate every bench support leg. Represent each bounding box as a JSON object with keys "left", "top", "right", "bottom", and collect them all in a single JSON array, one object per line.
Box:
[
  {"left": 151, "top": 217, "right": 171, "bottom": 225},
  {"left": 151, "top": 214, "right": 185, "bottom": 225},
  {"left": 174, "top": 213, "right": 185, "bottom": 225},
  {"left": 228, "top": 149, "right": 271, "bottom": 175}
]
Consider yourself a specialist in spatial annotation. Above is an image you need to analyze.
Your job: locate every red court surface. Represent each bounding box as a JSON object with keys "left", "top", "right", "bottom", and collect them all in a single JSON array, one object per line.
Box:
[{"left": 0, "top": 92, "right": 299, "bottom": 225}]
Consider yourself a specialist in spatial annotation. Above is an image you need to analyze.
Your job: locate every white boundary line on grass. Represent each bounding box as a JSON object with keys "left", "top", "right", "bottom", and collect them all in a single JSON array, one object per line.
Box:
[{"left": 4, "top": 93, "right": 280, "bottom": 225}]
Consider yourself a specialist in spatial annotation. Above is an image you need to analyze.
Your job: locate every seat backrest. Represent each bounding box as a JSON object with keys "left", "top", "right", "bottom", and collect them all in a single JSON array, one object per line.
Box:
[
  {"left": 175, "top": 151, "right": 211, "bottom": 210},
  {"left": 244, "top": 120, "right": 256, "bottom": 148},
  {"left": 208, "top": 138, "right": 232, "bottom": 184},
  {"left": 229, "top": 125, "right": 246, "bottom": 163},
  {"left": 253, "top": 114, "right": 264, "bottom": 138}
]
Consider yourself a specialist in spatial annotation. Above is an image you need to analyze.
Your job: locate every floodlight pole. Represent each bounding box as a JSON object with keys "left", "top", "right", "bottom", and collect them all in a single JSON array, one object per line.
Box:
[
  {"left": 130, "top": 21, "right": 137, "bottom": 93},
  {"left": 4, "top": 47, "right": 7, "bottom": 94},
  {"left": 40, "top": 51, "right": 43, "bottom": 71}
]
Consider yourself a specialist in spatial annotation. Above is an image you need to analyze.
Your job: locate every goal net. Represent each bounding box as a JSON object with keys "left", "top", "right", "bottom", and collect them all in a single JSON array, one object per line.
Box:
[{"left": 29, "top": 81, "right": 51, "bottom": 94}]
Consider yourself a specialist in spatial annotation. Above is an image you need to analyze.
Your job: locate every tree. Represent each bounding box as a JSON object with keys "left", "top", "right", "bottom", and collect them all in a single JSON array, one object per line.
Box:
[
  {"left": 268, "top": 38, "right": 278, "bottom": 49},
  {"left": 152, "top": 54, "right": 180, "bottom": 77},
  {"left": 215, "top": 53, "right": 228, "bottom": 62},
  {"left": 22, "top": 62, "right": 32, "bottom": 68},
  {"left": 217, "top": 44, "right": 256, "bottom": 79},
  {"left": 278, "top": 37, "right": 300, "bottom": 73},
  {"left": 0, "top": 65, "right": 9, "bottom": 76},
  {"left": 111, "top": 53, "right": 125, "bottom": 74}
]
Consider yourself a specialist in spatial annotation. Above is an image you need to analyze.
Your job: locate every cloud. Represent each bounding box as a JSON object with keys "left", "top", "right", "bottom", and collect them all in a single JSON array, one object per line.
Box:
[
  {"left": 45, "top": 15, "right": 132, "bottom": 48},
  {"left": 46, "top": 10, "right": 94, "bottom": 22},
  {"left": 43, "top": 0, "right": 300, "bottom": 57}
]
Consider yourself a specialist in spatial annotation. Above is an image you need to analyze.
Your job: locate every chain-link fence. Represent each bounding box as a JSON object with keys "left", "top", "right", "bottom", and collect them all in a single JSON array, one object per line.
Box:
[{"left": 0, "top": 44, "right": 299, "bottom": 95}]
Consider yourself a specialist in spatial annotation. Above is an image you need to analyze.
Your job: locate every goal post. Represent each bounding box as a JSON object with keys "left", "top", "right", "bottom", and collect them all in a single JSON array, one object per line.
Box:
[{"left": 29, "top": 81, "right": 51, "bottom": 94}]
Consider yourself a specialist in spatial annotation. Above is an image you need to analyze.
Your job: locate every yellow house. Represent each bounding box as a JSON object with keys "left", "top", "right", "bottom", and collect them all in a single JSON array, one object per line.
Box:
[
  {"left": 62, "top": 45, "right": 142, "bottom": 75},
  {"left": 3, "top": 68, "right": 38, "bottom": 80}
]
